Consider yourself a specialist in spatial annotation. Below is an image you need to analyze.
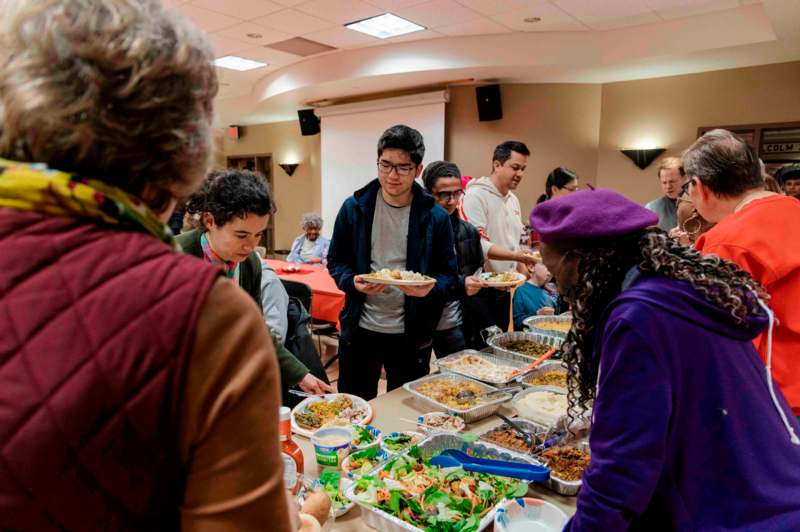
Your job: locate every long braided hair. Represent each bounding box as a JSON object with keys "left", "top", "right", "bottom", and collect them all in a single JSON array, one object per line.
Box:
[{"left": 561, "top": 228, "right": 768, "bottom": 424}]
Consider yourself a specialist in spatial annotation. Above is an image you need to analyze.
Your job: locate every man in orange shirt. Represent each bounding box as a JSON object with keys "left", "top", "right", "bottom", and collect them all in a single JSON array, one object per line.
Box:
[{"left": 684, "top": 129, "right": 800, "bottom": 419}]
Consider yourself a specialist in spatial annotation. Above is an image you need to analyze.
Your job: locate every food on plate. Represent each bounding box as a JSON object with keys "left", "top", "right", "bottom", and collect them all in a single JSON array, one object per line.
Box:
[
  {"left": 534, "top": 320, "right": 572, "bottom": 333},
  {"left": 293, "top": 395, "right": 369, "bottom": 431},
  {"left": 500, "top": 340, "right": 552, "bottom": 358},
  {"left": 352, "top": 425, "right": 380, "bottom": 448},
  {"left": 515, "top": 391, "right": 568, "bottom": 426},
  {"left": 300, "top": 490, "right": 332, "bottom": 526},
  {"left": 524, "top": 371, "right": 567, "bottom": 388},
  {"left": 480, "top": 425, "right": 539, "bottom": 454},
  {"left": 343, "top": 446, "right": 387, "bottom": 477},
  {"left": 382, "top": 432, "right": 424, "bottom": 453},
  {"left": 540, "top": 446, "right": 591, "bottom": 481},
  {"left": 349, "top": 445, "right": 529, "bottom": 532},
  {"left": 414, "top": 378, "right": 486, "bottom": 409},
  {"left": 361, "top": 268, "right": 433, "bottom": 282},
  {"left": 319, "top": 469, "right": 353, "bottom": 515},
  {"left": 480, "top": 272, "right": 522, "bottom": 284},
  {"left": 418, "top": 412, "right": 466, "bottom": 432},
  {"left": 439, "top": 353, "right": 522, "bottom": 383}
]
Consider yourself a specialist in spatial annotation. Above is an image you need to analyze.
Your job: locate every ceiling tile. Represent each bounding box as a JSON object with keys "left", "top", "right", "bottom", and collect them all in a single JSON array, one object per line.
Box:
[
  {"left": 304, "top": 25, "right": 382, "bottom": 47},
  {"left": 207, "top": 32, "right": 254, "bottom": 56},
  {"left": 554, "top": 0, "right": 660, "bottom": 30},
  {"left": 397, "top": 0, "right": 483, "bottom": 28},
  {"left": 239, "top": 44, "right": 305, "bottom": 65},
  {"left": 645, "top": 0, "right": 738, "bottom": 20},
  {"left": 454, "top": 0, "right": 545, "bottom": 17},
  {"left": 491, "top": 3, "right": 587, "bottom": 31},
  {"left": 177, "top": 4, "right": 241, "bottom": 32},
  {"left": 188, "top": 0, "right": 284, "bottom": 20},
  {"left": 215, "top": 22, "right": 294, "bottom": 45},
  {"left": 435, "top": 17, "right": 510, "bottom": 35},
  {"left": 364, "top": 0, "right": 431, "bottom": 9},
  {"left": 272, "top": 0, "right": 307, "bottom": 5},
  {"left": 295, "top": 0, "right": 384, "bottom": 25},
  {"left": 254, "top": 8, "right": 337, "bottom": 35}
]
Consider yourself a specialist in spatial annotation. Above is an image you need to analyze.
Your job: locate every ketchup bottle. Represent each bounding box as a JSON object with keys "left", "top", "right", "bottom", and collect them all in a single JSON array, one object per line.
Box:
[{"left": 279, "top": 406, "right": 304, "bottom": 494}]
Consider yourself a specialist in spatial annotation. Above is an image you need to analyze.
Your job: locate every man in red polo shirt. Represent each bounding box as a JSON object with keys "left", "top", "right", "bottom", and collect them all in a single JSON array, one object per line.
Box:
[{"left": 684, "top": 129, "right": 800, "bottom": 419}]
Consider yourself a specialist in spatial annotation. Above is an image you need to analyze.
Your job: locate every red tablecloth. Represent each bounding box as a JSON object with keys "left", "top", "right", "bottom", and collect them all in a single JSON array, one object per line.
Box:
[{"left": 265, "top": 259, "right": 344, "bottom": 327}]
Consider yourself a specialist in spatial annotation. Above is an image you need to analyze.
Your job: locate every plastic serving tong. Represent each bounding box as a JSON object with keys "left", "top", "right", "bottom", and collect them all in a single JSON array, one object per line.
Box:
[{"left": 430, "top": 449, "right": 550, "bottom": 482}]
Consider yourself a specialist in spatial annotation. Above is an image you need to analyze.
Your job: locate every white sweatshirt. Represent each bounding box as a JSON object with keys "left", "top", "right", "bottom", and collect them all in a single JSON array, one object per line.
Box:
[{"left": 461, "top": 176, "right": 523, "bottom": 272}]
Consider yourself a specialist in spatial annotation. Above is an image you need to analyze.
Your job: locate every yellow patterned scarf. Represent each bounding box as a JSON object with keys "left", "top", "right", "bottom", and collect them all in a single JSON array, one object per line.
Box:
[{"left": 0, "top": 158, "right": 176, "bottom": 248}]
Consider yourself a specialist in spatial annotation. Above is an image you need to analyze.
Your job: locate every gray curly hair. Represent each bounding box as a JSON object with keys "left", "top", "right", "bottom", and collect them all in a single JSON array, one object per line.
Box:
[
  {"left": 301, "top": 212, "right": 323, "bottom": 230},
  {"left": 0, "top": 0, "right": 218, "bottom": 213}
]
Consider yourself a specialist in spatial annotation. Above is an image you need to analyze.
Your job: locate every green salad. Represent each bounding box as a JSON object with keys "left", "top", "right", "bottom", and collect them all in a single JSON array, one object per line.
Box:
[
  {"left": 345, "top": 446, "right": 386, "bottom": 477},
  {"left": 350, "top": 445, "right": 528, "bottom": 532},
  {"left": 353, "top": 425, "right": 377, "bottom": 446},
  {"left": 382, "top": 432, "right": 421, "bottom": 453},
  {"left": 319, "top": 469, "right": 350, "bottom": 513}
]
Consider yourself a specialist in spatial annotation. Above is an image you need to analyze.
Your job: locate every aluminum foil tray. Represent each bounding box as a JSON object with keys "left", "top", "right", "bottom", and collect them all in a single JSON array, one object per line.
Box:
[
  {"left": 523, "top": 315, "right": 572, "bottom": 340},
  {"left": 539, "top": 441, "right": 589, "bottom": 496},
  {"left": 433, "top": 349, "right": 533, "bottom": 386},
  {"left": 403, "top": 373, "right": 511, "bottom": 423},
  {"left": 486, "top": 331, "right": 562, "bottom": 363},
  {"left": 344, "top": 433, "right": 543, "bottom": 532},
  {"left": 517, "top": 361, "right": 567, "bottom": 390}
]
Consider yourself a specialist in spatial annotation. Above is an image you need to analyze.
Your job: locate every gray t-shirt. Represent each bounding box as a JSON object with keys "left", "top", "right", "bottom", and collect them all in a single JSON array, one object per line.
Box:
[
  {"left": 436, "top": 300, "right": 463, "bottom": 331},
  {"left": 645, "top": 196, "right": 678, "bottom": 231},
  {"left": 359, "top": 193, "right": 410, "bottom": 334}
]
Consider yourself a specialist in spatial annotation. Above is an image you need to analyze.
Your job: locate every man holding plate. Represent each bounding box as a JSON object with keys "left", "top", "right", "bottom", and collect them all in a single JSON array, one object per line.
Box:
[{"left": 328, "top": 125, "right": 458, "bottom": 399}]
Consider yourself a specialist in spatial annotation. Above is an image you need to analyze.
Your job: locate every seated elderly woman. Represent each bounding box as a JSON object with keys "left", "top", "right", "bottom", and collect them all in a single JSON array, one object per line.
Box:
[
  {"left": 0, "top": 0, "right": 295, "bottom": 529},
  {"left": 287, "top": 212, "right": 330, "bottom": 264}
]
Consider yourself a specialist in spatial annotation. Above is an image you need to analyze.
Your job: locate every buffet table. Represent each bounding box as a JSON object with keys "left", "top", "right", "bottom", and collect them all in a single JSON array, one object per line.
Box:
[{"left": 295, "top": 386, "right": 578, "bottom": 531}]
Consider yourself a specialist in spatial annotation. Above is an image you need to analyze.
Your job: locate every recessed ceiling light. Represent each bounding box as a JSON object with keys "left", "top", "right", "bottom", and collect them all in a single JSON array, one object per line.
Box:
[
  {"left": 524, "top": 16, "right": 541, "bottom": 23},
  {"left": 345, "top": 13, "right": 425, "bottom": 39},
  {"left": 246, "top": 32, "right": 263, "bottom": 39},
  {"left": 213, "top": 55, "right": 268, "bottom": 71}
]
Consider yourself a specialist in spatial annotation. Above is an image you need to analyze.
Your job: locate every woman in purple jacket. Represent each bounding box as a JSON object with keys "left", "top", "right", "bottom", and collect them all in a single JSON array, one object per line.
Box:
[{"left": 530, "top": 188, "right": 800, "bottom": 531}]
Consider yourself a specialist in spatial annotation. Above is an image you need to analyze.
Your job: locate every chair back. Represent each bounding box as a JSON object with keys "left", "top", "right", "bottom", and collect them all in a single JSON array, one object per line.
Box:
[{"left": 281, "top": 279, "right": 313, "bottom": 313}]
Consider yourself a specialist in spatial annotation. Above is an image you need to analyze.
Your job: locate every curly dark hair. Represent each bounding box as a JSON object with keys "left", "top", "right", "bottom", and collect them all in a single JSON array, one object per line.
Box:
[
  {"left": 560, "top": 229, "right": 767, "bottom": 424},
  {"left": 185, "top": 169, "right": 272, "bottom": 229},
  {"left": 422, "top": 160, "right": 461, "bottom": 192}
]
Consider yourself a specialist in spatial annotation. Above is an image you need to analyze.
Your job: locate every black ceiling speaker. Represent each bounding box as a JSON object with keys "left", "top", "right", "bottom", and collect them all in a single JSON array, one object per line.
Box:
[
  {"left": 476, "top": 84, "right": 502, "bottom": 122},
  {"left": 297, "top": 109, "right": 320, "bottom": 136}
]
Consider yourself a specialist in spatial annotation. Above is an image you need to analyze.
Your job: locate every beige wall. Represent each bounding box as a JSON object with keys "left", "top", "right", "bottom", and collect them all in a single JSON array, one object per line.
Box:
[
  {"left": 219, "top": 60, "right": 800, "bottom": 238},
  {"left": 220, "top": 121, "right": 321, "bottom": 250},
  {"left": 446, "top": 84, "right": 602, "bottom": 220},
  {"left": 597, "top": 61, "right": 800, "bottom": 204}
]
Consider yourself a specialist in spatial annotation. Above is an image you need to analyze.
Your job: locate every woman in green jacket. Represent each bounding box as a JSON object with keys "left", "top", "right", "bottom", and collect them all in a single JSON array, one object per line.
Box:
[{"left": 179, "top": 169, "right": 332, "bottom": 395}]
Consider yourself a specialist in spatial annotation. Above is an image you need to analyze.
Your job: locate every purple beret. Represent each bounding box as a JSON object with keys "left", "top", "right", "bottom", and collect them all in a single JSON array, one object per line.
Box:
[{"left": 530, "top": 188, "right": 659, "bottom": 243}]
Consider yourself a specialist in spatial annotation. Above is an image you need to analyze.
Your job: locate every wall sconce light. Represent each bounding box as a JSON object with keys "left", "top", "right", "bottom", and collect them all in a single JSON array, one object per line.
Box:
[
  {"left": 620, "top": 148, "right": 666, "bottom": 170},
  {"left": 279, "top": 163, "right": 299, "bottom": 176}
]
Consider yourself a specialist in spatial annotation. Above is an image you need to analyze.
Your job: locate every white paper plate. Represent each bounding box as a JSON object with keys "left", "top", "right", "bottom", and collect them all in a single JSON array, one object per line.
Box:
[
  {"left": 291, "top": 393, "right": 374, "bottom": 438},
  {"left": 480, "top": 271, "right": 526, "bottom": 287},
  {"left": 360, "top": 275, "right": 435, "bottom": 286}
]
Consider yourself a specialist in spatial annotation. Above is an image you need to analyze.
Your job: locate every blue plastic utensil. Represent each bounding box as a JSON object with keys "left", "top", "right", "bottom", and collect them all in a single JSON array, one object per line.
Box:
[{"left": 430, "top": 449, "right": 550, "bottom": 482}]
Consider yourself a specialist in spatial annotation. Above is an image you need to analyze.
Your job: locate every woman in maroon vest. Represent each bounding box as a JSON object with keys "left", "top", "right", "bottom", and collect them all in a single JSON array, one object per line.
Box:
[{"left": 0, "top": 1, "right": 295, "bottom": 530}]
